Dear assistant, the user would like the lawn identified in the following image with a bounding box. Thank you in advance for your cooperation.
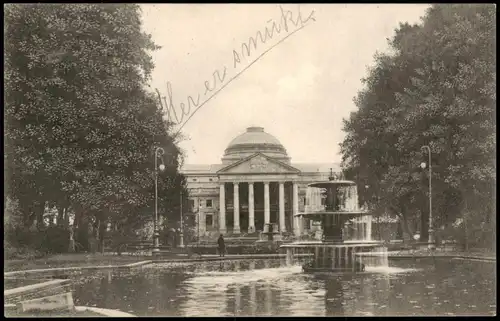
[4,253,153,273]
[388,249,496,259]
[4,277,47,290]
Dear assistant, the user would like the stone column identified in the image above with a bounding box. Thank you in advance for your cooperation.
[292,182,300,236]
[199,209,206,236]
[264,182,270,225]
[248,182,255,233]
[367,215,372,241]
[233,182,240,234]
[219,183,226,234]
[279,182,286,232]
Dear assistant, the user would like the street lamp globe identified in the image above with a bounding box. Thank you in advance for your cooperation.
[159,164,166,171]
[420,162,427,169]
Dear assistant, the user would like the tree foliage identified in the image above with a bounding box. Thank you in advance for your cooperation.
[341,4,495,249]
[4,4,188,254]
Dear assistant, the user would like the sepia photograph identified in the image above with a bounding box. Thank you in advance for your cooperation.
[4,3,496,317]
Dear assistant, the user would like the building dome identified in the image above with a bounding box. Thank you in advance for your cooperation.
[222,127,290,164]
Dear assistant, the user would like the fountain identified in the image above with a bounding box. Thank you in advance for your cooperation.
[280,171,387,273]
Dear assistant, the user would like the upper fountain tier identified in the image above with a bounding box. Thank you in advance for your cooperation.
[298,177,369,219]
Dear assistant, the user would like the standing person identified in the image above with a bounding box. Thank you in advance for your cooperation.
[217,234,226,257]
[176,228,181,247]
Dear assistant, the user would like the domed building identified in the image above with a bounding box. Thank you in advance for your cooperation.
[180,126,341,239]
[221,126,290,165]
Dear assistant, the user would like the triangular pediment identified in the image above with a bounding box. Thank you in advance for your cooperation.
[217,153,300,174]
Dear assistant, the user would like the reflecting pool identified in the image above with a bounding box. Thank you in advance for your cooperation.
[73,258,496,316]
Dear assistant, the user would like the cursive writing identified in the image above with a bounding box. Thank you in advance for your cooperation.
[156,5,316,133]
[232,5,316,68]
[156,68,227,125]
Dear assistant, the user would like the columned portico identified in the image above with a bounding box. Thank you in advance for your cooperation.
[217,177,300,235]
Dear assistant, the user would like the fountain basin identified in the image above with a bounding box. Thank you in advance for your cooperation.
[281,242,386,273]
[309,180,357,187]
[280,241,383,248]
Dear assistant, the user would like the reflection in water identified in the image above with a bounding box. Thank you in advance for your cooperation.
[181,264,303,316]
[264,280,271,314]
[250,280,257,314]
[72,259,496,317]
[325,277,344,316]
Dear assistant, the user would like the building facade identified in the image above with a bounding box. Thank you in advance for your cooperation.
[180,126,341,239]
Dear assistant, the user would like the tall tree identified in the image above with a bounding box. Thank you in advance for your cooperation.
[341,4,495,248]
[5,4,188,254]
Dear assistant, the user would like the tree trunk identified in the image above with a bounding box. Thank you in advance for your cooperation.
[74,208,89,252]
[88,220,96,254]
[91,217,103,254]
[65,207,75,253]
[35,201,46,230]
[22,202,33,228]
[68,225,75,253]
[375,215,382,241]
[463,198,469,251]
[57,206,64,226]
[25,202,39,230]
[49,210,56,226]
[489,207,495,252]
[98,219,106,254]
[420,208,429,243]
[397,212,414,244]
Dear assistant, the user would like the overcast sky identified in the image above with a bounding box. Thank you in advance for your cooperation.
[140,4,430,165]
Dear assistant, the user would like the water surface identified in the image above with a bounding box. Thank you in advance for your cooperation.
[73,258,496,316]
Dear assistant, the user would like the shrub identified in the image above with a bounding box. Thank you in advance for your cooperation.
[4,240,44,260]
[43,226,70,254]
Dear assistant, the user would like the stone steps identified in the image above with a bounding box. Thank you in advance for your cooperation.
[4,279,73,305]
[16,292,75,314]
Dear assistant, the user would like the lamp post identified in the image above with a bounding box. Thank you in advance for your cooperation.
[197,202,203,245]
[153,147,165,257]
[420,145,435,250]
[179,190,184,248]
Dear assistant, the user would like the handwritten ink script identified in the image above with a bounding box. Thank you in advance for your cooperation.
[155,5,316,132]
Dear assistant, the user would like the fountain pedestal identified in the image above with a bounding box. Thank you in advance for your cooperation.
[257,223,281,242]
